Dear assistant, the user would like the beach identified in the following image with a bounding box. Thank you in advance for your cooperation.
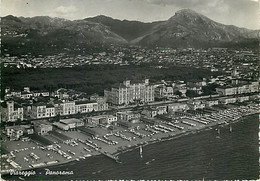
[1,103,259,178]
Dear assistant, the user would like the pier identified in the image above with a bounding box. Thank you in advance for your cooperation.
[99,150,120,162]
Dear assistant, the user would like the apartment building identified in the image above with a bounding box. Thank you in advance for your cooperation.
[216,81,259,96]
[31,102,55,119]
[6,101,24,122]
[75,100,98,113]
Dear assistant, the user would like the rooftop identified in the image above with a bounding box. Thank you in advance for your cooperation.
[75,100,96,105]
[60,118,82,124]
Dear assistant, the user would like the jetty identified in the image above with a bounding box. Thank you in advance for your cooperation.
[99,150,120,162]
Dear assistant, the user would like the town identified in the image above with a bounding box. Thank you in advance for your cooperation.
[3,47,259,78]
[1,51,259,174]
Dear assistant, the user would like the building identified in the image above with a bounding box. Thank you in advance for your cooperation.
[6,87,49,100]
[87,115,117,125]
[202,99,219,108]
[75,100,98,113]
[53,122,70,131]
[20,91,33,99]
[33,120,53,135]
[155,105,167,115]
[249,81,259,93]
[116,111,140,122]
[167,103,188,113]
[90,94,109,111]
[5,126,24,141]
[216,86,237,96]
[5,125,34,140]
[31,102,46,119]
[104,79,154,105]
[219,97,237,104]
[142,107,158,118]
[59,118,84,129]
[216,81,259,96]
[237,96,250,102]
[31,102,55,119]
[154,85,174,99]
[186,85,203,95]
[6,101,24,122]
[61,101,76,115]
[187,100,206,110]
[46,104,55,117]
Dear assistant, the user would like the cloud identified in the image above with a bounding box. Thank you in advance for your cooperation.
[48,5,77,19]
[53,5,77,14]
[139,0,216,7]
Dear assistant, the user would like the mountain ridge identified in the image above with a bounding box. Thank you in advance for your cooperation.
[1,9,259,56]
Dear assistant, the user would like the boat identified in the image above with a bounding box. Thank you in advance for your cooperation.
[229,125,232,133]
[140,146,143,158]
[145,158,155,165]
[217,127,220,135]
[116,160,122,164]
[216,127,220,139]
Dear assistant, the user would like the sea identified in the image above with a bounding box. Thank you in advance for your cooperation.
[3,114,259,180]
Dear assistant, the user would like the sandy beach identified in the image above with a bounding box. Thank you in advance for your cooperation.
[1,103,258,175]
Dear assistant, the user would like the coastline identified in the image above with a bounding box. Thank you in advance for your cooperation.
[2,112,257,178]
[113,113,258,157]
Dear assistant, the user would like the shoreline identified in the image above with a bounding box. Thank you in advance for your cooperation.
[113,113,253,157]
[2,112,258,177]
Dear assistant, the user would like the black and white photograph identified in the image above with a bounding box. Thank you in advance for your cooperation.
[0,0,259,180]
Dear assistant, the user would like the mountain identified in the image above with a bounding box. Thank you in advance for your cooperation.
[132,9,259,48]
[1,9,259,56]
[1,15,128,56]
[85,15,161,41]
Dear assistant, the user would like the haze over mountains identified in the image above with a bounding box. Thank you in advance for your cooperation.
[2,9,259,55]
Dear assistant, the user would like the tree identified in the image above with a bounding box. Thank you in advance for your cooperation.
[175,90,182,97]
[186,90,198,98]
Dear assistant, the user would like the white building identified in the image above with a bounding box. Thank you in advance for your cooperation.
[60,118,84,129]
[87,115,117,125]
[116,111,140,122]
[6,101,23,122]
[167,103,188,113]
[31,103,55,119]
[104,79,154,105]
[75,101,98,113]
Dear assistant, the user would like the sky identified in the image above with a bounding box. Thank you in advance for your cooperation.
[1,0,259,29]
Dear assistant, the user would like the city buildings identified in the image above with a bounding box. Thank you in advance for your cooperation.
[5,125,34,140]
[216,81,259,96]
